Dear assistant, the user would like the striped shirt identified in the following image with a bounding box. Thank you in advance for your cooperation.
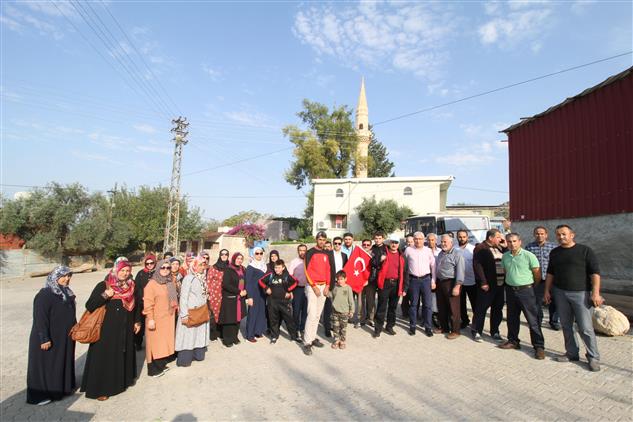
[525,241,556,281]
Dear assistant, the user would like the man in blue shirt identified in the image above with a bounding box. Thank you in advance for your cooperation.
[526,226,560,330]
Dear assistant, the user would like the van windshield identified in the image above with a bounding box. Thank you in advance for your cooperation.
[443,217,489,231]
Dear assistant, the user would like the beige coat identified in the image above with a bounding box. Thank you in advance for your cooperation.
[143,280,175,362]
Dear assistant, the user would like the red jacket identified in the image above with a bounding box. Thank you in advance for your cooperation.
[377,251,406,295]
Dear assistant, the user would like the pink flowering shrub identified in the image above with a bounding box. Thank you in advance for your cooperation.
[227,223,266,246]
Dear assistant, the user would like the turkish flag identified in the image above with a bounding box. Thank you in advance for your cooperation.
[343,247,371,294]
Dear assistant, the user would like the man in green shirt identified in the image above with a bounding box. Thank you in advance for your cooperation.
[499,233,545,360]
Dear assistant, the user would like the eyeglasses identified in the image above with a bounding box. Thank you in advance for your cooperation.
[254,252,263,255]
[333,242,342,245]
[362,243,371,247]
[159,266,171,270]
[203,256,210,260]
[146,261,155,265]
[220,252,229,256]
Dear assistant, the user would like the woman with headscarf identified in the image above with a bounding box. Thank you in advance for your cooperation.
[266,250,280,273]
[143,259,178,377]
[26,266,76,405]
[218,252,247,347]
[180,252,195,277]
[244,247,268,342]
[175,256,210,366]
[134,254,156,350]
[207,249,229,341]
[81,259,141,401]
[170,257,184,297]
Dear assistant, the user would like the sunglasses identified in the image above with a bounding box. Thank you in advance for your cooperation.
[254,252,263,255]
[333,242,342,245]
[146,261,155,265]
[159,266,171,270]
[220,253,229,256]
[203,256,210,260]
[362,243,371,247]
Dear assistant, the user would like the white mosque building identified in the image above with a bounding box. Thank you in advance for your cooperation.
[312,78,454,237]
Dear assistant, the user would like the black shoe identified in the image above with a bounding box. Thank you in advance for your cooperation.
[549,322,561,331]
[270,338,278,344]
[234,338,241,345]
[312,339,324,348]
[385,327,396,336]
[425,328,433,337]
[224,343,234,348]
[293,337,303,343]
[360,322,366,327]
[408,328,416,336]
[432,314,440,328]
[373,330,381,338]
[367,320,375,327]
[302,344,313,356]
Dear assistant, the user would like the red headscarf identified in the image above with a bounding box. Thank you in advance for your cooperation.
[143,254,157,273]
[107,259,136,312]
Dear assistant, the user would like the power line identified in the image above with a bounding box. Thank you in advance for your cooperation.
[373,51,633,126]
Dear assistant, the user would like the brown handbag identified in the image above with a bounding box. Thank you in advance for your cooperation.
[69,305,106,344]
[185,303,210,327]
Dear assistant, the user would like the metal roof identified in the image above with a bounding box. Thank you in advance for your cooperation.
[501,66,632,133]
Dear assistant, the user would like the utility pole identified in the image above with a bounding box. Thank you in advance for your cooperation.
[163,117,189,253]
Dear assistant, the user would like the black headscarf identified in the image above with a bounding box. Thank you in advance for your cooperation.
[267,249,280,272]
[214,249,230,271]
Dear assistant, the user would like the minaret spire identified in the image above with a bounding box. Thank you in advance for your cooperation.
[355,77,370,178]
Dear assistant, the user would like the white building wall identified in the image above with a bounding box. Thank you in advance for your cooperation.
[312,176,453,237]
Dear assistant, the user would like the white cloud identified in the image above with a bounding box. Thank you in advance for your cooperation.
[3,4,65,40]
[133,124,157,134]
[223,110,276,129]
[293,3,456,79]
[202,64,222,81]
[478,1,554,51]
[0,15,23,33]
[434,141,498,166]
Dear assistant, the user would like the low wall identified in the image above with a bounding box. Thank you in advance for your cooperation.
[513,213,633,295]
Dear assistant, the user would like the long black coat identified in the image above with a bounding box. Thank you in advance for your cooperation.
[218,267,246,325]
[80,281,141,399]
[27,289,77,404]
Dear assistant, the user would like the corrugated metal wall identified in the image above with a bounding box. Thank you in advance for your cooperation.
[508,72,633,221]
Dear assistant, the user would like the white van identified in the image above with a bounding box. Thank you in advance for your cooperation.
[405,214,491,244]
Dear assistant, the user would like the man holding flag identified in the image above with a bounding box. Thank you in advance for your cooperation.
[373,237,407,338]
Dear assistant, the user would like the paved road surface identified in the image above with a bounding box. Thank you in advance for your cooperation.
[2,271,631,421]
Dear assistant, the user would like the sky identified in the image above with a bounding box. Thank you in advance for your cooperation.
[2,0,631,222]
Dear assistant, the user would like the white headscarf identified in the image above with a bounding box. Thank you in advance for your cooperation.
[249,247,267,272]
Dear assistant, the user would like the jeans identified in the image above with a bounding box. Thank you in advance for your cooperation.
[505,285,544,349]
[292,286,308,332]
[552,286,600,360]
[534,282,559,326]
[407,275,432,330]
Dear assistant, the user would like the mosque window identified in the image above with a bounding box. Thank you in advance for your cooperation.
[359,123,364,130]
[404,187,413,196]
[336,188,344,198]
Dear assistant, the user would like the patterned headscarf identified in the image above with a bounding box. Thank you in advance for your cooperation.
[45,265,75,301]
[152,258,179,309]
[249,247,267,272]
[189,255,208,276]
[107,258,135,312]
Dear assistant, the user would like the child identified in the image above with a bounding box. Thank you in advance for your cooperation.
[259,260,301,344]
[329,270,354,349]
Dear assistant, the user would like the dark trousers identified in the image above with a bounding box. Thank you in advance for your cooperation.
[177,347,207,367]
[534,282,559,326]
[292,286,308,332]
[134,319,145,349]
[221,323,240,346]
[408,275,432,330]
[147,356,170,376]
[375,279,399,331]
[362,282,376,323]
[209,313,220,341]
[268,299,298,339]
[505,285,545,349]
[436,279,461,333]
[460,284,478,327]
[322,297,333,334]
[472,283,505,335]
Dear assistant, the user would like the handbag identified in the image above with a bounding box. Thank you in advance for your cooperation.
[69,305,106,344]
[185,303,210,327]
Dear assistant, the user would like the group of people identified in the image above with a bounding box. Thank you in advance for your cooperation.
[26,223,603,406]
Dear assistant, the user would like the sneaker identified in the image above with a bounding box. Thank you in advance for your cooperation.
[302,344,313,356]
[385,327,396,336]
[37,399,52,406]
[270,338,278,344]
[498,341,520,350]
[163,366,170,373]
[472,331,483,343]
[367,320,375,327]
[554,355,579,362]
[151,371,165,378]
[446,332,460,340]
[354,322,360,329]
[491,332,503,342]
[535,348,545,360]
[311,339,324,348]
[425,328,433,337]
[588,359,601,372]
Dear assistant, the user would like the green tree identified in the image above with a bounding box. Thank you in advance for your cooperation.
[222,210,267,227]
[367,129,395,177]
[355,196,413,237]
[284,100,358,189]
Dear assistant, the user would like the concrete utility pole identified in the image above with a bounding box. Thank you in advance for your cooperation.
[163,117,189,253]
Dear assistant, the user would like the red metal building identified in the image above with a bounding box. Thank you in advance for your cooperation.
[502,67,633,222]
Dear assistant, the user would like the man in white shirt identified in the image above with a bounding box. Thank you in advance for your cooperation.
[456,230,476,329]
